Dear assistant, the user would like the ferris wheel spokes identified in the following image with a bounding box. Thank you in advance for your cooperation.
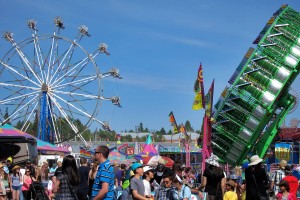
[0,60,41,88]
[50,42,110,89]
[3,33,43,85]
[21,101,38,131]
[47,93,90,147]
[0,82,39,91]
[49,24,92,87]
[27,20,47,83]
[0,90,39,104]
[4,94,39,124]
[48,41,77,85]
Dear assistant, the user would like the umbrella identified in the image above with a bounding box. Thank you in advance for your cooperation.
[108,149,136,165]
[142,155,174,168]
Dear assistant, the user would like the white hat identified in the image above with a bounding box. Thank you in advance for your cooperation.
[205,153,220,167]
[175,174,183,183]
[143,165,154,173]
[248,155,263,166]
[279,160,287,169]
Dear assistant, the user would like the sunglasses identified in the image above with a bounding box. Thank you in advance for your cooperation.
[163,181,170,184]
[26,171,30,172]
[94,151,103,155]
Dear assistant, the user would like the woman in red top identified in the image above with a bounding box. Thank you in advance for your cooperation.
[21,169,34,200]
[282,165,298,200]
[276,180,296,200]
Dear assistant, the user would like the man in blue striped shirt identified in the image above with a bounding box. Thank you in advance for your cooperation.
[91,145,115,200]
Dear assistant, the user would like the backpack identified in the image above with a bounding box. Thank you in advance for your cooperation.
[119,169,133,200]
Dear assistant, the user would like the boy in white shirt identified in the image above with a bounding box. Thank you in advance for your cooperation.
[142,166,155,199]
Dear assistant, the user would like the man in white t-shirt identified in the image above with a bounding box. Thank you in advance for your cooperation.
[142,166,155,199]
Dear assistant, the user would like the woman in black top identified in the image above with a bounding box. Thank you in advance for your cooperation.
[200,153,226,200]
[245,155,269,200]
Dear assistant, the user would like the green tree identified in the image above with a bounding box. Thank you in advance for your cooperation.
[140,135,148,142]
[135,136,140,142]
[159,127,166,135]
[185,120,194,132]
[15,121,23,130]
[153,131,164,142]
[2,107,11,125]
[27,110,38,137]
[121,135,133,142]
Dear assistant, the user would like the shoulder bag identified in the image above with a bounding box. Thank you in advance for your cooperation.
[252,174,268,200]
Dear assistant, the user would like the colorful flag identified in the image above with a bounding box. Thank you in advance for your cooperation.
[169,111,179,133]
[192,64,205,110]
[146,135,152,145]
[205,79,215,117]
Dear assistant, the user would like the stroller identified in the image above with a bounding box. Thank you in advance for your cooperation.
[30,181,49,200]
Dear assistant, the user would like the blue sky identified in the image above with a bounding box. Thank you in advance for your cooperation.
[1,1,300,133]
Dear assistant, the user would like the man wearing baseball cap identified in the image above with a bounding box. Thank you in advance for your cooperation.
[142,166,155,199]
[130,163,152,200]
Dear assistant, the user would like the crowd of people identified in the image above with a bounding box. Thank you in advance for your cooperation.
[0,146,299,200]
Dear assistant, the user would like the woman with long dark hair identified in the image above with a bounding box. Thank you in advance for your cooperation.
[200,153,226,200]
[53,155,79,200]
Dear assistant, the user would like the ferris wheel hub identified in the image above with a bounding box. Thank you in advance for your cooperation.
[41,83,48,92]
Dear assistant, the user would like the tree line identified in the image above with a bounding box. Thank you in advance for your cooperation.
[2,108,200,143]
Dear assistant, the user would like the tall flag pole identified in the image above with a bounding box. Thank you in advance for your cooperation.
[192,63,205,110]
[205,79,215,118]
[202,79,215,171]
[205,79,214,154]
[169,111,179,143]
[179,124,191,167]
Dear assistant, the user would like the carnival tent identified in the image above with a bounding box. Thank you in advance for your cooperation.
[36,138,69,154]
[108,149,136,165]
[0,124,69,154]
[0,124,35,139]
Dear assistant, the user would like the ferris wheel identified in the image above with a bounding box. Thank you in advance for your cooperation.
[0,17,121,147]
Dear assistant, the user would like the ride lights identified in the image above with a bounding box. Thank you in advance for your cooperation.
[269,79,283,93]
[291,45,300,57]
[277,66,290,79]
[252,105,266,120]
[285,54,298,67]
[262,91,275,104]
[245,116,259,131]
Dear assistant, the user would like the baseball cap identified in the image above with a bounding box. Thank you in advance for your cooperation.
[131,163,143,171]
[7,157,12,163]
[143,165,155,173]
